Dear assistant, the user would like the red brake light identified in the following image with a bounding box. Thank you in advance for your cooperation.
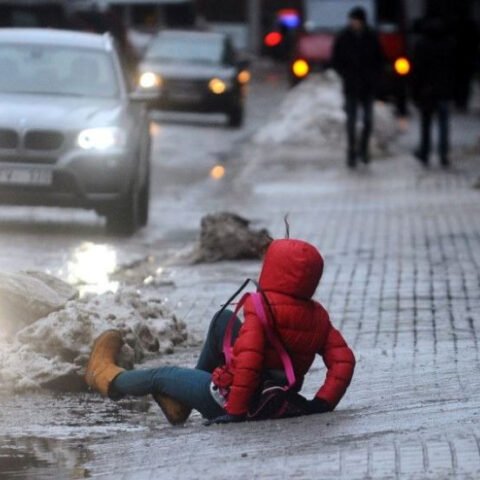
[264,32,283,48]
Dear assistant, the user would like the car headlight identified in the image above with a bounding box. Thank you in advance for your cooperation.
[77,127,125,151]
[139,71,162,89]
[237,70,251,85]
[209,78,229,94]
[394,57,411,76]
[292,59,310,78]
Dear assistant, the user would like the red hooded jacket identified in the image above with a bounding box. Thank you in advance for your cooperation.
[216,239,355,416]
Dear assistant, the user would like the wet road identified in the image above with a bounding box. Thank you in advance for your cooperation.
[0,63,288,478]
[3,66,480,479]
[0,62,287,294]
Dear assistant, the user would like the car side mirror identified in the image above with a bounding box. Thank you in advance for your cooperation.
[129,90,159,103]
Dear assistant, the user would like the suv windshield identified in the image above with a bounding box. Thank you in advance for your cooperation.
[145,35,224,64]
[0,45,120,98]
[305,0,374,30]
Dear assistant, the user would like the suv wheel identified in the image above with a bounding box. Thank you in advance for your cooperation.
[227,102,244,128]
[138,176,150,227]
[106,182,139,236]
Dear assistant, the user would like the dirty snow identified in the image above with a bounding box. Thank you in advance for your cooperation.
[254,72,398,155]
[190,212,272,263]
[0,273,188,393]
[0,271,77,338]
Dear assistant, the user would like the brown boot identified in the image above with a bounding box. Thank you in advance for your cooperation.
[85,330,125,397]
[152,393,191,425]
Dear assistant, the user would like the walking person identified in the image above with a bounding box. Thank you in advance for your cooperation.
[84,238,355,425]
[411,18,455,167]
[332,7,384,168]
[452,15,479,112]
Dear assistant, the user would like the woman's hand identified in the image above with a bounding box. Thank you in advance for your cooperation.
[204,414,245,426]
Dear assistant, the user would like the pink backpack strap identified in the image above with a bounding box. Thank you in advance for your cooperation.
[251,293,297,389]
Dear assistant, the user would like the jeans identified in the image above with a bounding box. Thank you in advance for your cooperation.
[112,309,242,420]
[419,101,450,162]
[345,93,374,162]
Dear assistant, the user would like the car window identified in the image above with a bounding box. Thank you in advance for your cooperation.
[145,35,224,64]
[305,0,374,30]
[0,44,120,99]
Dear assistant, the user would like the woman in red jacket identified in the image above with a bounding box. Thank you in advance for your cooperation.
[85,239,356,425]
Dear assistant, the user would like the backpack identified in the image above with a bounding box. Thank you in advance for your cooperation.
[219,281,306,421]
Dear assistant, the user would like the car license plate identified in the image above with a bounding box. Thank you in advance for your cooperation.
[0,168,52,186]
[169,90,203,102]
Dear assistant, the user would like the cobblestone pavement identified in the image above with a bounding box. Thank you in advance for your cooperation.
[2,93,480,478]
[140,146,480,479]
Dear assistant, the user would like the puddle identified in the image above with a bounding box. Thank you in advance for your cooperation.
[66,242,119,296]
[0,437,92,479]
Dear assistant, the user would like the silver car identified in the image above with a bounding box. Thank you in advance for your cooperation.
[0,28,152,235]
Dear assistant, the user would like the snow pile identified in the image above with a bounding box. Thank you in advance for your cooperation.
[0,271,77,337]
[190,212,272,263]
[254,72,398,154]
[0,273,188,393]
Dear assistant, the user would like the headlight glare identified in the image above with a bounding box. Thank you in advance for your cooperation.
[139,71,162,89]
[394,57,411,76]
[292,59,310,78]
[209,78,227,94]
[77,127,125,151]
[237,70,251,85]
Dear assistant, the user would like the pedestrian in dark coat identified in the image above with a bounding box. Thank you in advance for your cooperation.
[452,16,479,111]
[411,18,455,167]
[332,6,384,167]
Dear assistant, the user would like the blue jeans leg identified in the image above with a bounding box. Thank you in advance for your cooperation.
[111,309,241,419]
[113,366,224,419]
[196,309,242,373]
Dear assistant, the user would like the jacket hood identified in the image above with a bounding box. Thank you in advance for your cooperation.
[258,239,324,299]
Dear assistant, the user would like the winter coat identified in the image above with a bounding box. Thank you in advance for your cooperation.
[332,26,384,97]
[411,19,456,108]
[213,239,356,416]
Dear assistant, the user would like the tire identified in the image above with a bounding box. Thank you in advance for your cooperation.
[138,175,150,227]
[106,183,139,236]
[227,102,244,128]
[138,135,151,228]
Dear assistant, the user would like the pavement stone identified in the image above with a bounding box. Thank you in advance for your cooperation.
[2,75,480,478]
[144,145,480,479]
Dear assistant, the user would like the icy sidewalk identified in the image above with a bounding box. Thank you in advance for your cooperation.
[143,145,480,479]
[3,74,480,477]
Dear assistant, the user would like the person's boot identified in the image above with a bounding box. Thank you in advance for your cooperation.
[85,330,125,398]
[413,149,429,166]
[347,150,356,169]
[152,394,192,425]
[440,156,450,168]
[359,148,370,164]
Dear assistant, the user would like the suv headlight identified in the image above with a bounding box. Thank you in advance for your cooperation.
[77,127,125,151]
[209,78,232,94]
[139,72,162,89]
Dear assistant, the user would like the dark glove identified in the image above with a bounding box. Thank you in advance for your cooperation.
[305,397,331,415]
[204,414,245,426]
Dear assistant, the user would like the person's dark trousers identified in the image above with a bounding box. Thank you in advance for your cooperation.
[345,93,374,166]
[112,309,242,419]
[418,101,450,165]
[454,72,472,111]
